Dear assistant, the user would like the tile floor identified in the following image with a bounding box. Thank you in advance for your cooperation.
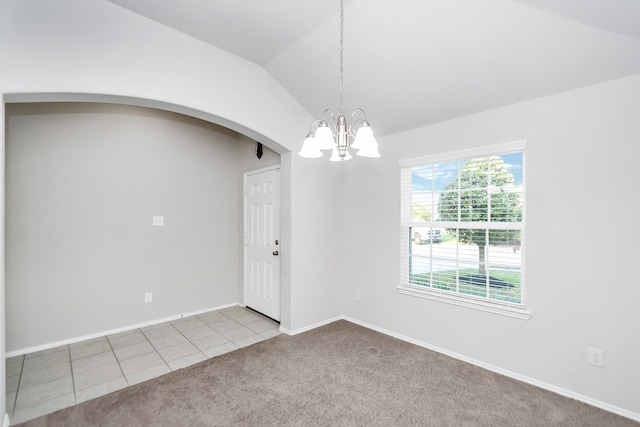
[5,306,280,425]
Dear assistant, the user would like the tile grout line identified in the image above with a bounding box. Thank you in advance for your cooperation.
[10,355,26,417]
[67,345,77,407]
[105,332,130,389]
[138,325,175,376]
[169,313,232,366]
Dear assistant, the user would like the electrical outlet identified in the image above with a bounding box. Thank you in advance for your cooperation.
[355,292,362,302]
[152,216,164,226]
[588,347,604,367]
[145,292,153,303]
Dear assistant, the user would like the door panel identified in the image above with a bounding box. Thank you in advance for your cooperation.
[244,167,280,321]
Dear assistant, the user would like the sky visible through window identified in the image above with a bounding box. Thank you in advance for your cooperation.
[412,152,523,192]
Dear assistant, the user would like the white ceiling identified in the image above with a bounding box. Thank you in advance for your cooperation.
[107,0,640,136]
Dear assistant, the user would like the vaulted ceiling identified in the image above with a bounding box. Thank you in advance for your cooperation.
[107,0,640,136]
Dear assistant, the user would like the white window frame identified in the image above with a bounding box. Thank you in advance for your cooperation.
[398,140,531,320]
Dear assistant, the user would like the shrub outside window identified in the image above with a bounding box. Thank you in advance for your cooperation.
[399,141,529,319]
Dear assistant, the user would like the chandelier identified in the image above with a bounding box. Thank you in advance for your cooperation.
[298,0,380,161]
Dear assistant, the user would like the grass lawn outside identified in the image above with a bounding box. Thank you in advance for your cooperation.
[410,267,521,304]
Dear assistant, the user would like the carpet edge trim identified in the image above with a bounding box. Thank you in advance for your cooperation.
[342,315,640,423]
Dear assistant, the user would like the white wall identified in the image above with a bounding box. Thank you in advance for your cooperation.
[4,103,281,352]
[341,73,640,418]
[288,159,344,331]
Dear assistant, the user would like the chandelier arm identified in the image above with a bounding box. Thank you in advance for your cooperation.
[322,108,336,124]
[307,119,324,133]
[350,108,368,121]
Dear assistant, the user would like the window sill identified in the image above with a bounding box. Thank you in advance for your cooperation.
[397,284,531,320]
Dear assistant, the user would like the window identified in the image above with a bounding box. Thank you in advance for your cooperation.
[399,141,529,319]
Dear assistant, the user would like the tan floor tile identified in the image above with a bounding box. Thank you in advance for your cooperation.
[6,391,17,413]
[141,324,178,339]
[125,364,171,386]
[196,310,228,325]
[171,316,206,332]
[70,340,112,360]
[167,352,206,371]
[233,312,265,326]
[20,361,72,389]
[6,356,25,377]
[220,326,254,341]
[107,328,140,340]
[119,352,166,376]
[23,350,70,372]
[246,318,279,333]
[158,342,200,363]
[70,336,108,348]
[260,328,281,339]
[219,306,248,319]
[76,377,128,403]
[233,334,265,348]
[71,351,117,375]
[181,325,218,341]
[189,333,230,352]
[114,341,155,361]
[203,342,239,359]
[73,362,123,391]
[108,331,148,350]
[209,319,241,333]
[11,393,75,425]
[6,374,21,393]
[15,376,74,409]
[147,333,189,350]
[24,346,68,360]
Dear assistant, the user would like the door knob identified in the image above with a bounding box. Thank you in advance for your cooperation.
[272,251,279,256]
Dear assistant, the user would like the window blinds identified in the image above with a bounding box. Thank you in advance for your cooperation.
[399,141,526,309]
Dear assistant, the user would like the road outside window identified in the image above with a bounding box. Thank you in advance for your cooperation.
[399,142,528,318]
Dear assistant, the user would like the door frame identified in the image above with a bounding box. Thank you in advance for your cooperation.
[242,164,281,321]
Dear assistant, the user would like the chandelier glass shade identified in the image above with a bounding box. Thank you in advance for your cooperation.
[298,0,379,162]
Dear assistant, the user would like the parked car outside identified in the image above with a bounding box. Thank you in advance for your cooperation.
[412,227,443,244]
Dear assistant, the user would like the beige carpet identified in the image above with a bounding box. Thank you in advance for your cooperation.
[16,320,638,426]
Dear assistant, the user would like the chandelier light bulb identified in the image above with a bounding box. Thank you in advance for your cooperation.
[298,132,323,158]
[351,121,375,150]
[314,121,335,150]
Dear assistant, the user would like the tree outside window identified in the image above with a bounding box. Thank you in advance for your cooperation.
[405,152,524,304]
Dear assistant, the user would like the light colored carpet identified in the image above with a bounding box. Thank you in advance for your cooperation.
[15,320,638,426]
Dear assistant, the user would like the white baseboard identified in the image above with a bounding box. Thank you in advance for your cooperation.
[342,315,640,424]
[5,302,240,358]
[279,315,343,336]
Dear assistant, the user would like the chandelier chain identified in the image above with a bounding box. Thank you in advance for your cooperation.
[339,0,344,112]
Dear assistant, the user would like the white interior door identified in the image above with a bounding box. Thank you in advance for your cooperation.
[244,166,280,321]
